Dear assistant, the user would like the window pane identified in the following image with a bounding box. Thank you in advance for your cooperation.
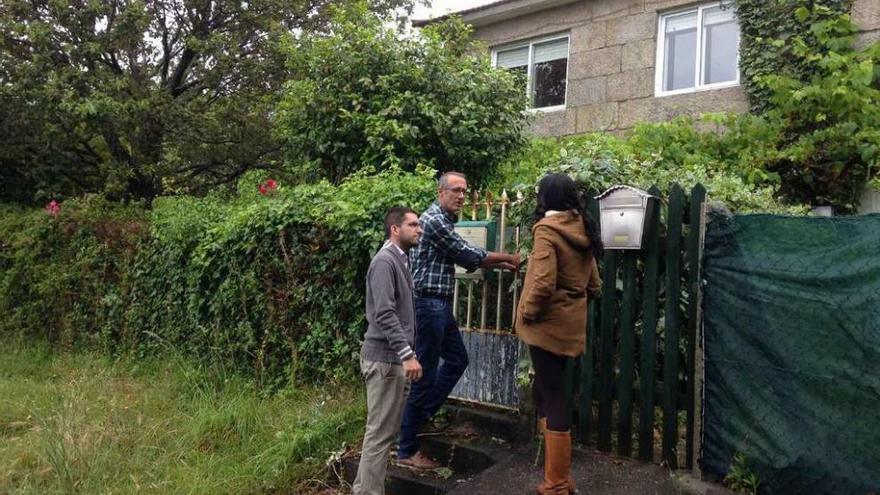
[531,38,568,108]
[702,7,739,85]
[663,12,697,92]
[532,57,567,108]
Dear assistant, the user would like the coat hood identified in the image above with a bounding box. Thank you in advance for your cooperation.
[534,210,592,250]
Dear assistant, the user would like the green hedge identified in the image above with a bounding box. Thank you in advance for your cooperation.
[1,116,810,387]
[1,167,435,385]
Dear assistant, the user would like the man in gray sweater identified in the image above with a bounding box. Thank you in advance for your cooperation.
[353,207,424,495]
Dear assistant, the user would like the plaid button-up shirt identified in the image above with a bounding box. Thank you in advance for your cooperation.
[411,202,487,298]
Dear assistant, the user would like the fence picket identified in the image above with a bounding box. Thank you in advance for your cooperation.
[578,197,601,445]
[597,250,618,452]
[685,183,707,469]
[638,188,662,462]
[662,184,684,468]
[617,252,637,457]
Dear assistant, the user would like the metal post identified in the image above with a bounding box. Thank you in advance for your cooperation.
[496,190,508,331]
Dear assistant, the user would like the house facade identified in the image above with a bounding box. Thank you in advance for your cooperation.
[415,0,880,137]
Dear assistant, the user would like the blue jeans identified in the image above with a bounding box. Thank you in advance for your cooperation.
[398,297,469,459]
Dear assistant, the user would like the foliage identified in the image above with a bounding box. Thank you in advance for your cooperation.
[757,5,880,210]
[724,453,761,494]
[0,344,366,494]
[501,115,807,235]
[0,196,149,350]
[275,6,528,186]
[733,0,852,113]
[0,0,414,203]
[0,168,436,384]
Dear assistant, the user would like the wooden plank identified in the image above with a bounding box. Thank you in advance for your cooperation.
[578,196,601,445]
[685,184,707,470]
[639,188,662,462]
[617,251,638,457]
[662,184,684,468]
[692,200,709,478]
[597,250,618,452]
[578,300,598,445]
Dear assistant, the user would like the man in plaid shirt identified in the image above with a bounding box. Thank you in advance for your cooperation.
[397,171,520,470]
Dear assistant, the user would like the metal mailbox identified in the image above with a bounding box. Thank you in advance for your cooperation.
[595,185,655,250]
[454,220,496,280]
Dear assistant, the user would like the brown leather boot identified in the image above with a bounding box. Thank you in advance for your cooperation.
[536,429,572,495]
[537,419,577,494]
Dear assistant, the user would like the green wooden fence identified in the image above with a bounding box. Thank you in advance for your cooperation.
[564,183,706,469]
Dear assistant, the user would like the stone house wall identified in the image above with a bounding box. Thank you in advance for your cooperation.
[466,0,880,137]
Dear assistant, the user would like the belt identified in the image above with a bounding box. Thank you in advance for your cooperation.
[414,290,453,300]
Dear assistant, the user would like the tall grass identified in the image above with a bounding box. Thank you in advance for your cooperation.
[0,344,366,494]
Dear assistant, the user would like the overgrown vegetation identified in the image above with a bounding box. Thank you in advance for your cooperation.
[495,114,808,218]
[0,0,416,203]
[734,0,853,112]
[1,167,435,384]
[276,7,527,186]
[724,453,761,494]
[0,344,364,494]
[734,0,879,210]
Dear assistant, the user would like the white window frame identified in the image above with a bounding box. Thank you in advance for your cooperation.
[491,33,571,113]
[654,2,740,97]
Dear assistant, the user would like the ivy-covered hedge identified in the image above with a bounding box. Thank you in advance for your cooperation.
[1,167,435,385]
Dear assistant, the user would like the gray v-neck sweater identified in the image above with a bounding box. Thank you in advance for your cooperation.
[361,244,416,364]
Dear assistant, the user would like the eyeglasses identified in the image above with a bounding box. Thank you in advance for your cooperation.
[443,187,468,196]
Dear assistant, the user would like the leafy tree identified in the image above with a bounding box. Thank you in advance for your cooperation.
[0,0,414,203]
[275,6,529,186]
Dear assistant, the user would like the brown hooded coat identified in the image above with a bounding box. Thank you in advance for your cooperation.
[515,210,602,357]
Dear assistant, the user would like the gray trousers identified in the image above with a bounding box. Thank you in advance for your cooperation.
[352,359,411,495]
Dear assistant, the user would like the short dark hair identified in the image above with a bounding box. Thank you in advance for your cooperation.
[384,206,417,238]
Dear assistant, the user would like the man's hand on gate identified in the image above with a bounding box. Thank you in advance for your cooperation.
[403,357,422,381]
[509,253,521,268]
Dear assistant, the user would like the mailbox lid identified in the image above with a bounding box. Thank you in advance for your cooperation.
[595,185,653,208]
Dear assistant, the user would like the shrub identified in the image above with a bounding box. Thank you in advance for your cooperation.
[275,6,528,186]
[1,167,436,385]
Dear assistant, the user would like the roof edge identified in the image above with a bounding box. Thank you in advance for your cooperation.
[412,0,580,28]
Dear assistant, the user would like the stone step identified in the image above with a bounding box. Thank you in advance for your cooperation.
[342,429,521,494]
[442,402,530,443]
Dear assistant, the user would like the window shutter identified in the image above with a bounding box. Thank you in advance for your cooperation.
[496,47,529,68]
[532,38,568,64]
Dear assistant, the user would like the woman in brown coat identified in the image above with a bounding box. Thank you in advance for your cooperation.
[516,173,602,495]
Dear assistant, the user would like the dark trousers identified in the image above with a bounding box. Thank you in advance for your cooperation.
[398,297,469,459]
[530,345,571,431]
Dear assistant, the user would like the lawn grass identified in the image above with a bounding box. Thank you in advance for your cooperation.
[0,344,366,494]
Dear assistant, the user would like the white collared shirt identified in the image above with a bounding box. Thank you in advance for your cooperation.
[383,239,409,269]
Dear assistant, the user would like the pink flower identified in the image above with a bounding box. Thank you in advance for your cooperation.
[265,179,277,190]
[45,200,61,216]
[258,183,268,196]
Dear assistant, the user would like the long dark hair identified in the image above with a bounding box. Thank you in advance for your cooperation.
[533,173,603,259]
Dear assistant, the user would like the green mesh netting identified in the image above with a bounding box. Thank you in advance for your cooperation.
[701,209,880,495]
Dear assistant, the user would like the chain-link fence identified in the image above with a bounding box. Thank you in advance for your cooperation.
[701,209,880,494]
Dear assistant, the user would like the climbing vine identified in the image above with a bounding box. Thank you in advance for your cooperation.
[733,0,853,112]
